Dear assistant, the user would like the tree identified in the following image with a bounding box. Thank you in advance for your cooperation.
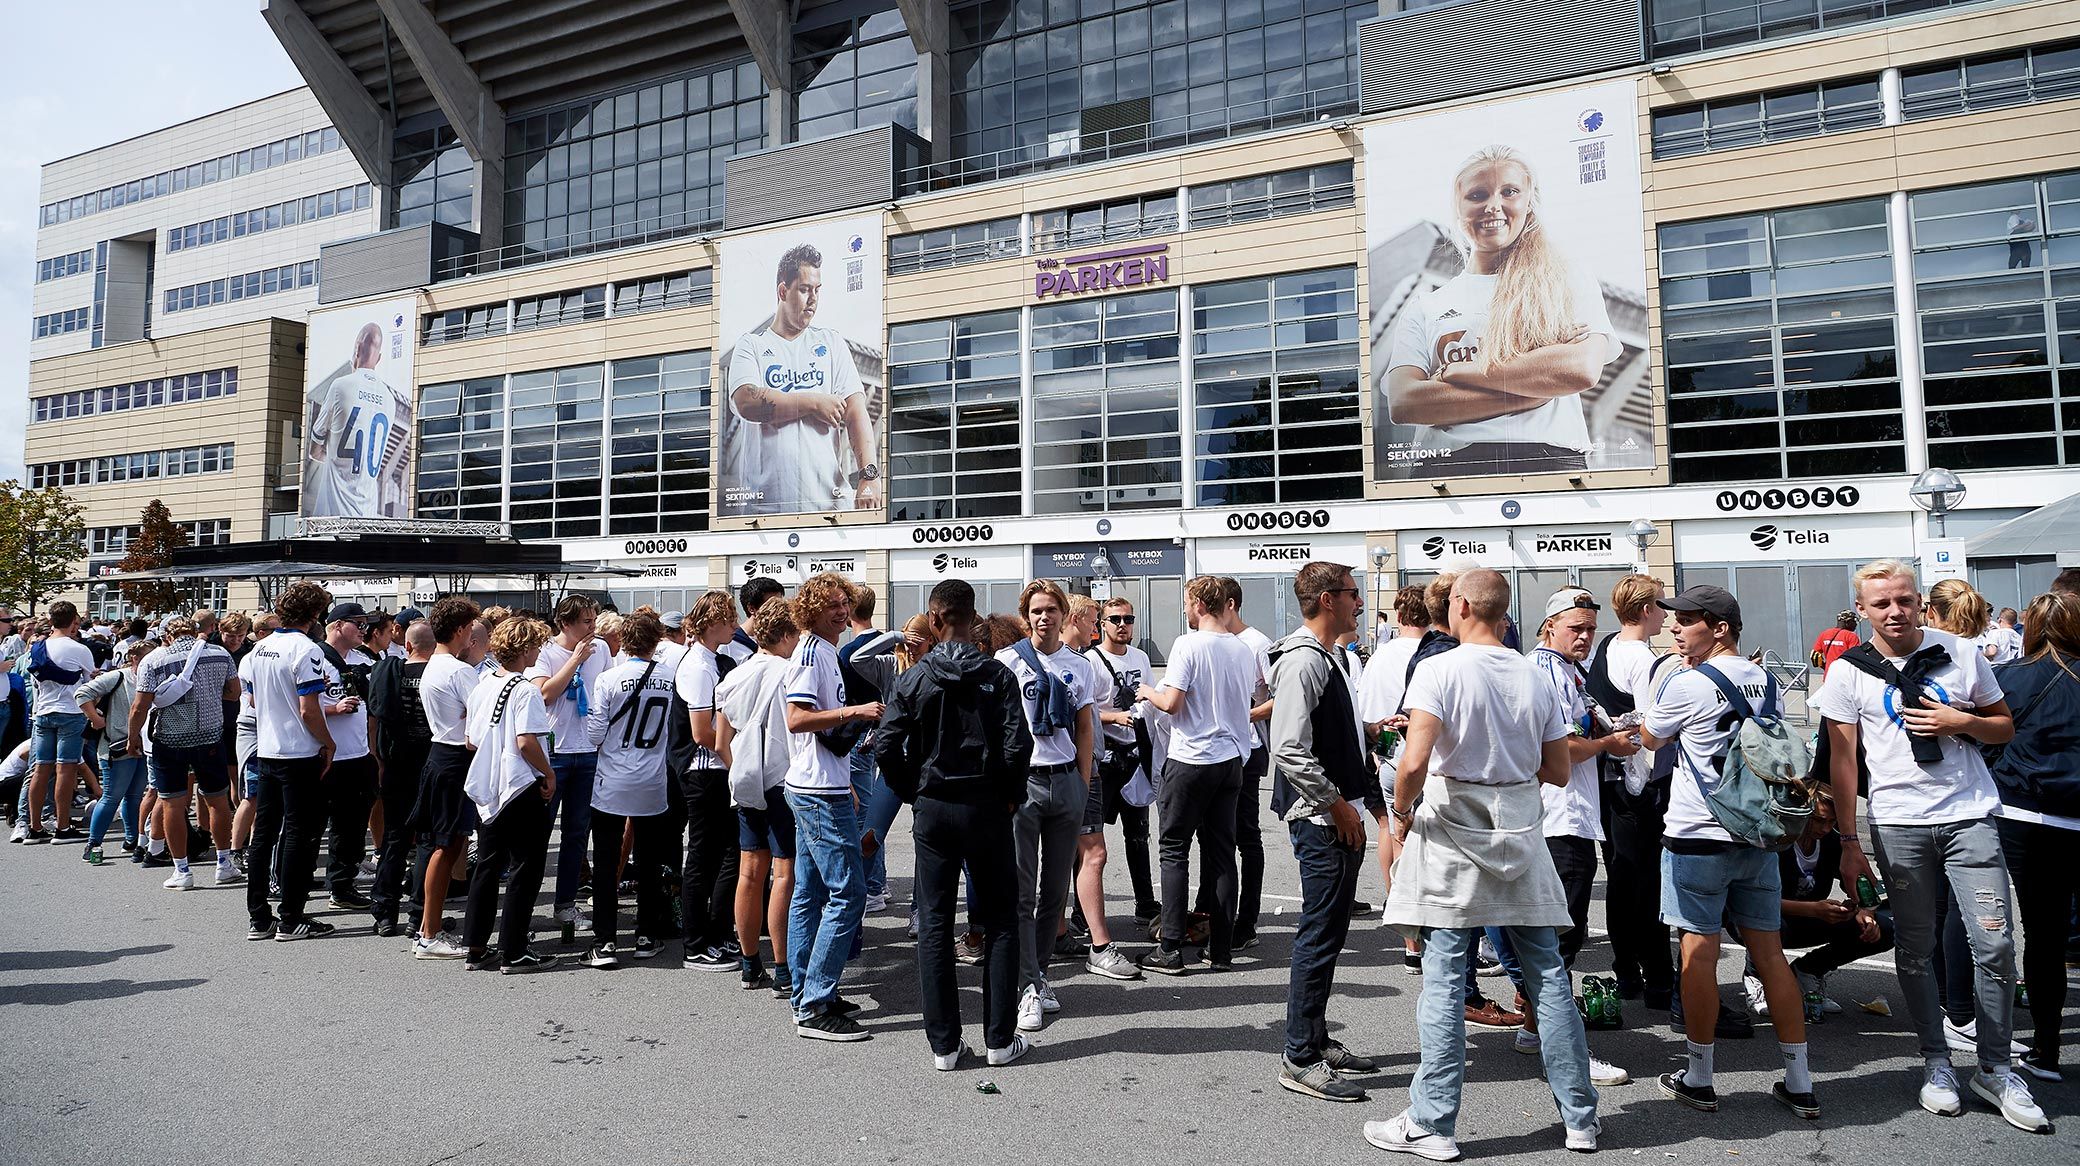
[117,499,192,616]
[0,480,87,616]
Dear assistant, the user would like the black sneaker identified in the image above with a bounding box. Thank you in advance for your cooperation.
[275,919,336,942]
[772,969,793,999]
[1234,932,1261,951]
[1772,1082,1820,1120]
[1052,932,1089,959]
[585,944,621,969]
[466,950,501,972]
[1670,995,1754,1039]
[21,831,52,845]
[501,950,559,975]
[826,997,862,1017]
[684,945,733,971]
[51,827,86,842]
[1348,899,1373,916]
[1322,1039,1379,1075]
[741,968,775,991]
[1134,904,1162,926]
[328,888,373,910]
[1140,947,1189,977]
[1658,1070,1719,1112]
[631,935,660,960]
[795,1010,871,1042]
[246,920,277,941]
[141,850,172,868]
[373,918,405,938]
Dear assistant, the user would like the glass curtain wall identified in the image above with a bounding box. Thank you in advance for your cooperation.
[795,7,919,141]
[885,310,1024,521]
[1030,288,1183,514]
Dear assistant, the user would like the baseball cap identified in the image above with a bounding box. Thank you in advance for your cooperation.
[397,606,425,624]
[1542,588,1600,622]
[661,610,686,628]
[326,601,369,625]
[1658,584,1742,628]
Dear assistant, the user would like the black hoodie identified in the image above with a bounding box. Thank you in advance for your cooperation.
[875,640,1033,807]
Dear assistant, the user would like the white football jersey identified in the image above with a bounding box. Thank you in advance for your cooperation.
[306,366,405,518]
[724,324,864,515]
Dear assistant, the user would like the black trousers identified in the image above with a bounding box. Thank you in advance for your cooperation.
[1547,834,1598,969]
[1998,817,2079,1061]
[1197,743,1268,938]
[248,755,325,928]
[323,755,378,894]
[1782,907,1895,975]
[464,785,550,959]
[1600,779,1673,992]
[677,766,740,951]
[1285,817,1362,1063]
[1159,757,1242,961]
[370,738,430,923]
[591,809,673,948]
[915,795,1019,1056]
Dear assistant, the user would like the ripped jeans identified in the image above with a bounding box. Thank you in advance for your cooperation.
[1871,816,2016,1070]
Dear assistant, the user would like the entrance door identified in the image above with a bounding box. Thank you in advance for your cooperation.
[1059,573,1185,666]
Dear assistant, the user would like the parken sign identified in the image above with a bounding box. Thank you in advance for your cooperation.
[1035,243,1170,299]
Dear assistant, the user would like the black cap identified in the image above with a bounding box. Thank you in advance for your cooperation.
[397,606,425,623]
[326,601,369,625]
[1657,584,1741,628]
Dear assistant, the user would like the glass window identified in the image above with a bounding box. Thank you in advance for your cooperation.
[1186,161,1353,229]
[1651,76,1884,159]
[1659,197,1904,483]
[1651,0,1977,59]
[1901,39,2080,122]
[1031,288,1182,513]
[607,351,714,534]
[886,310,1024,520]
[416,376,507,523]
[887,216,1022,275]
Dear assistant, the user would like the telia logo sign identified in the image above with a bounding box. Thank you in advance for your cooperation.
[1035,243,1170,299]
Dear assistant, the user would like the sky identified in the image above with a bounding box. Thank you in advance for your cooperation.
[0,1,306,483]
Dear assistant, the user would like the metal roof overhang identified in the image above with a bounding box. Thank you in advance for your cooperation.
[1965,493,2080,562]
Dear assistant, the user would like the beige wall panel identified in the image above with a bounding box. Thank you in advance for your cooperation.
[1015,156,1185,208]
[888,185,1026,234]
[1648,133,1904,222]
[1892,102,2080,190]
[888,257,1030,321]
[1176,213,1362,283]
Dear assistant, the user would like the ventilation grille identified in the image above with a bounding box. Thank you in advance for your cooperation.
[725,124,927,231]
[1359,1,1645,114]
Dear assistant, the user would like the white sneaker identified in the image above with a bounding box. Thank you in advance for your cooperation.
[1921,1060,1964,1116]
[1363,1112,1463,1161]
[863,892,890,913]
[1945,1017,2028,1059]
[1565,1119,1600,1153]
[214,862,245,886]
[1589,1056,1630,1087]
[1036,979,1061,1013]
[1017,986,1045,1032]
[8,822,25,844]
[1085,945,1143,981]
[554,904,591,932]
[1513,1028,1541,1054]
[162,869,194,891]
[1969,1067,2051,1132]
[413,931,467,960]
[933,1043,969,1072]
[1743,973,1771,1018]
[987,1033,1031,1066]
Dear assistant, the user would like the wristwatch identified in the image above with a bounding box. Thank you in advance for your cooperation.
[848,464,881,489]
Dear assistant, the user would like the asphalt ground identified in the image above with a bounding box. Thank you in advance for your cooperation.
[2,810,2075,1166]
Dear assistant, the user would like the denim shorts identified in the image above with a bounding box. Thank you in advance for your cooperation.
[148,741,231,797]
[1661,845,1782,935]
[736,785,797,859]
[31,712,87,765]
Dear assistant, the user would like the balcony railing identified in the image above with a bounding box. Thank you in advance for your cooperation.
[435,208,723,282]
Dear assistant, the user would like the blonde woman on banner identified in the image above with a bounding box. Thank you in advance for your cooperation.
[1384,145,1622,479]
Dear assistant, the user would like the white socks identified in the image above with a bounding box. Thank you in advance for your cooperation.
[1781,1041,1812,1093]
[1684,1041,1715,1088]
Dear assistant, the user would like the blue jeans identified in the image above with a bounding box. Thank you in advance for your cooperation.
[1410,925,1598,1137]
[786,789,866,1019]
[850,744,903,898]
[88,756,146,847]
[545,751,597,909]
[1466,926,1528,1001]
[1286,818,1362,1063]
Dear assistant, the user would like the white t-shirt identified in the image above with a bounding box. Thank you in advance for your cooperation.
[1236,625,1275,751]
[0,740,31,783]
[241,629,329,760]
[1814,627,2004,826]
[725,324,865,515]
[30,634,97,717]
[1603,636,1664,791]
[674,642,725,772]
[1087,643,1152,749]
[319,652,372,761]
[1385,267,1616,453]
[1532,647,1603,841]
[464,671,552,823]
[717,653,793,806]
[1358,633,1424,724]
[1991,625,2024,665]
[1159,630,1260,766]
[304,365,405,519]
[783,634,852,794]
[420,653,480,747]
[1402,644,1567,786]
[719,634,755,667]
[996,642,1098,769]
[1644,654,1771,843]
[526,637,609,755]
[585,656,677,817]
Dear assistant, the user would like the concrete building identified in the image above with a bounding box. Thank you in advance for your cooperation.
[27,0,2080,666]
[27,87,380,616]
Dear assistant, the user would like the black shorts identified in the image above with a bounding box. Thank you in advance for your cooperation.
[409,742,476,841]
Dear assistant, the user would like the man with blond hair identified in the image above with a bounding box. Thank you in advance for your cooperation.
[679,590,745,970]
[1062,594,1140,981]
[783,573,885,1041]
[1818,560,2041,1131]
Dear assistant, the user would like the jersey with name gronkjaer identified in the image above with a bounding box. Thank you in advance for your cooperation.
[306,367,405,518]
[726,324,863,513]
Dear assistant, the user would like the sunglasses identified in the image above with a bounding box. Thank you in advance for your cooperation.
[1321,587,1361,598]
[1104,615,1136,626]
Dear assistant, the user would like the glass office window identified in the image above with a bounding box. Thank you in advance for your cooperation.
[1030,288,1182,514]
[511,286,606,333]
[1650,0,1975,60]
[1658,197,1904,483]
[946,0,1371,170]
[422,302,508,346]
[608,352,713,535]
[39,125,343,228]
[1187,162,1355,230]
[1032,191,1177,252]
[887,216,1022,275]
[36,249,93,283]
[393,123,475,229]
[503,60,766,255]
[1900,40,2080,121]
[796,7,919,141]
[1650,79,1883,159]
[885,310,1023,521]
[1911,170,2080,470]
[610,269,713,315]
[1192,267,1362,506]
[508,364,605,540]
[416,376,506,523]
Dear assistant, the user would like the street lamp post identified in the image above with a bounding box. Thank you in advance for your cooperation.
[1909,467,1967,538]
[1628,518,1660,572]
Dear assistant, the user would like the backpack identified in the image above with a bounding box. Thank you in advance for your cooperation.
[1692,663,1814,851]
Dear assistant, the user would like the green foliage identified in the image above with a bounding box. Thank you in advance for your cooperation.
[0,480,87,615]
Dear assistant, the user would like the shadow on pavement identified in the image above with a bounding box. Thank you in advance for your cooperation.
[0,977,206,1006]
[0,944,175,972]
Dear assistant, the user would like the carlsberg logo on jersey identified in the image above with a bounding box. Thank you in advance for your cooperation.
[763,362,828,392]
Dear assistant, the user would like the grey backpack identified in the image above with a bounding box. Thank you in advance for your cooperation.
[1692,664,1814,851]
